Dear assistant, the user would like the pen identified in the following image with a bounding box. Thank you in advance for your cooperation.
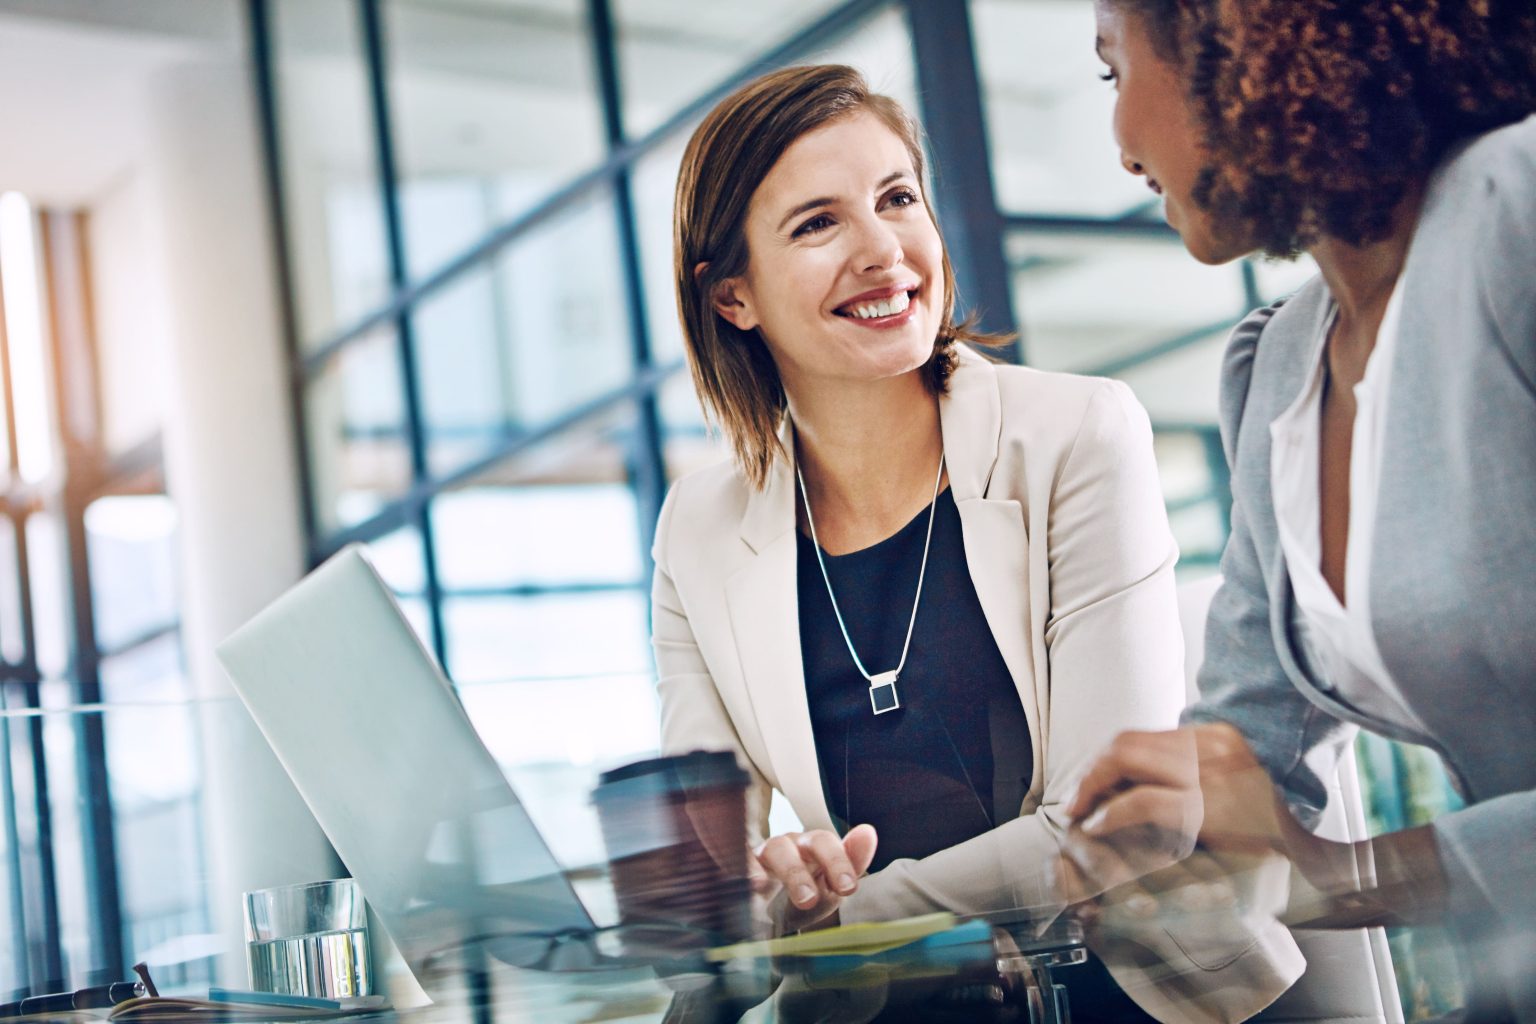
[1,981,145,1017]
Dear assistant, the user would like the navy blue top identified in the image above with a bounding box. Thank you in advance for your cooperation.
[796,488,1032,872]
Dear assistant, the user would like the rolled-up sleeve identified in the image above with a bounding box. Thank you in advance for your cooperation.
[1183,303,1353,827]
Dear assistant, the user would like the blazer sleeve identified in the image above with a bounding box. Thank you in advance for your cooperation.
[838,379,1185,921]
[1183,303,1354,827]
[650,483,774,847]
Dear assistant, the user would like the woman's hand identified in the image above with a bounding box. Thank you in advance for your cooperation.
[1061,721,1331,895]
[752,824,878,931]
[1056,725,1205,900]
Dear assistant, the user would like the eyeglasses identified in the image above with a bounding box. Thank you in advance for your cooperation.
[420,921,724,976]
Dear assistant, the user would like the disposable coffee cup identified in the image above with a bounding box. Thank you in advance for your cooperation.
[592,751,753,949]
[243,878,372,998]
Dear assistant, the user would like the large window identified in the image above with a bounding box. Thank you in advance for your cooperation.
[0,196,202,994]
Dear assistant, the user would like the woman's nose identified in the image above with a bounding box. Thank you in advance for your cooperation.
[852,216,903,272]
[1121,152,1145,176]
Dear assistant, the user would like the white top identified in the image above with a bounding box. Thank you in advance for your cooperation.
[1268,280,1426,733]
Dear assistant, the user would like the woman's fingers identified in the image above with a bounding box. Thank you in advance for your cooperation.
[842,823,878,877]
[796,830,858,895]
[752,825,880,915]
[745,845,774,896]
[1080,783,1201,856]
[755,827,865,908]
[1067,728,1198,820]
[755,834,825,908]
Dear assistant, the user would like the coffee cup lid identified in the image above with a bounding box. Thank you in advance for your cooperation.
[593,751,748,803]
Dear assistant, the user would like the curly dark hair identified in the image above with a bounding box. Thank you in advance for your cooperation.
[1110,0,1536,255]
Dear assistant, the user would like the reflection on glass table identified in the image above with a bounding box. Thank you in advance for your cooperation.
[5,691,1481,1024]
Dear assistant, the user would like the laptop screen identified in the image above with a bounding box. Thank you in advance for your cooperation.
[216,546,596,989]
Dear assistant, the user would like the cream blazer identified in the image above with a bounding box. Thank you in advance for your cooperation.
[651,346,1302,1023]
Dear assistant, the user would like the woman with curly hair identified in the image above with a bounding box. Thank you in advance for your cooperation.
[1069,0,1536,1018]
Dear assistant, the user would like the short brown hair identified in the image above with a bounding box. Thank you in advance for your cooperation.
[673,64,1001,489]
[1108,0,1536,254]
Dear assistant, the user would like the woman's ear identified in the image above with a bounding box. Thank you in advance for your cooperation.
[697,263,759,331]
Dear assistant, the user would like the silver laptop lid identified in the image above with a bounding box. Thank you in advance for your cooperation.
[215,545,595,987]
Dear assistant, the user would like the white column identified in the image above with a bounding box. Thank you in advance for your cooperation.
[141,53,339,984]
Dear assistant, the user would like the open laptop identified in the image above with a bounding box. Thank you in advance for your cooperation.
[216,545,625,992]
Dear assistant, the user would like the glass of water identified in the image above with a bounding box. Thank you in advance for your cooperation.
[243,878,372,998]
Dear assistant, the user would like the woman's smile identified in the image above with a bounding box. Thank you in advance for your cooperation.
[832,284,920,329]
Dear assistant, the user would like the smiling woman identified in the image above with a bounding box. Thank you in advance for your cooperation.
[673,66,998,490]
[649,64,1303,1023]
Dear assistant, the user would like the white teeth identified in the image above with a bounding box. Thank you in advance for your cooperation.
[846,290,911,320]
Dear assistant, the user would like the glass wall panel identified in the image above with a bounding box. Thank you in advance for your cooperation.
[0,717,19,998]
[85,497,178,654]
[98,647,210,989]
[444,590,650,685]
[411,190,632,478]
[1151,431,1220,512]
[659,370,731,484]
[433,478,641,593]
[460,671,659,875]
[272,0,391,349]
[801,5,917,111]
[443,388,657,892]
[1006,232,1243,376]
[614,0,841,138]
[384,0,607,280]
[1153,430,1227,570]
[431,404,647,685]
[3,689,51,993]
[631,133,690,366]
[305,325,413,534]
[972,0,1147,218]
[430,403,663,912]
[99,632,186,706]
[23,517,67,681]
[38,682,93,984]
[1116,329,1228,426]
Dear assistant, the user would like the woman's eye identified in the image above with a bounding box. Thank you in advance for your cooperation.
[793,213,834,238]
[888,188,920,208]
[1098,68,1118,84]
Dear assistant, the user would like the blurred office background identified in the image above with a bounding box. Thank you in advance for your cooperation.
[0,0,1463,1015]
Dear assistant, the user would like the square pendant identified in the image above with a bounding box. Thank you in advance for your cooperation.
[868,671,900,715]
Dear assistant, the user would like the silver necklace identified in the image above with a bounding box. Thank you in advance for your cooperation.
[797,450,945,716]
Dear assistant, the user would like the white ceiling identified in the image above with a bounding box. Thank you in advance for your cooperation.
[0,0,239,206]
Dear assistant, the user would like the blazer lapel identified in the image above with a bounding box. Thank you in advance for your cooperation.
[727,433,835,832]
[1266,542,1366,725]
[943,350,1042,766]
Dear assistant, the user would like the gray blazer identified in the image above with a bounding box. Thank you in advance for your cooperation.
[1189,113,1536,1017]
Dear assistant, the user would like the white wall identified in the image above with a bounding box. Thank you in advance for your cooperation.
[89,170,171,455]
[131,42,340,986]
